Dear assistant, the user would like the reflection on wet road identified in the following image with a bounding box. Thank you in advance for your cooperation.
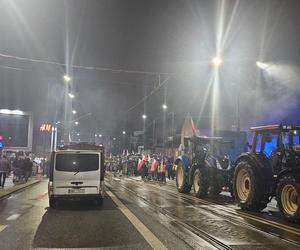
[107,174,300,250]
[0,177,300,249]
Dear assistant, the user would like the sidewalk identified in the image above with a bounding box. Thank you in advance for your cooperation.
[0,174,43,199]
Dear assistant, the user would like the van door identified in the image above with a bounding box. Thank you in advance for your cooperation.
[53,152,101,195]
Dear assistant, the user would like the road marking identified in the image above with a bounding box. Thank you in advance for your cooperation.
[106,190,167,250]
[6,214,20,221]
[0,225,7,232]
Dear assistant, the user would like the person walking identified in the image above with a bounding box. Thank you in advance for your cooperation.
[24,157,33,182]
[161,161,167,183]
[0,155,11,188]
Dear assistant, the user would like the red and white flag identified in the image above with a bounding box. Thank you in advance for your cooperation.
[181,113,200,146]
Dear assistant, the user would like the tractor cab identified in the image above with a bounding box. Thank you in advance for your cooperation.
[183,136,230,170]
[250,125,300,173]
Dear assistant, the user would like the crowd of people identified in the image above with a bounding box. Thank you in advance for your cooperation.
[0,152,48,188]
[106,153,176,183]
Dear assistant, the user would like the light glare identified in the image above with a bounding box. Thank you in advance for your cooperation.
[212,56,223,67]
[64,75,71,82]
[256,61,269,69]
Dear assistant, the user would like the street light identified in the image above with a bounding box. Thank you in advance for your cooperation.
[122,131,126,135]
[72,110,77,114]
[142,114,147,120]
[162,104,167,110]
[64,75,71,82]
[75,121,79,125]
[256,61,269,69]
[212,56,223,67]
[99,134,102,137]
[68,93,75,99]
[95,134,98,137]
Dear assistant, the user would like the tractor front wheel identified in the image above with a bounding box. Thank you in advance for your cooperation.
[176,161,191,193]
[193,168,208,198]
[233,161,268,212]
[277,175,300,222]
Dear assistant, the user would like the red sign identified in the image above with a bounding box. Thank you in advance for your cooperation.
[40,123,52,132]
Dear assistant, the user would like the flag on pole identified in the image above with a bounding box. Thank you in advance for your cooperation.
[137,158,143,171]
[180,113,200,148]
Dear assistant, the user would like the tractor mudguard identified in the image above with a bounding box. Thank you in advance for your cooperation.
[175,155,191,172]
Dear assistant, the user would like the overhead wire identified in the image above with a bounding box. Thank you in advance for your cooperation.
[0,52,170,76]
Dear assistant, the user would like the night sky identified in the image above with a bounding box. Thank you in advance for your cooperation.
[0,0,300,147]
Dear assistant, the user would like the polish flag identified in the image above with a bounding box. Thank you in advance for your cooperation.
[137,158,145,172]
[150,159,158,172]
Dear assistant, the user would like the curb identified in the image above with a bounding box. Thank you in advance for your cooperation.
[0,179,42,199]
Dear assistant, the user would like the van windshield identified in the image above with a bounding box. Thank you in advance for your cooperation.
[56,153,99,172]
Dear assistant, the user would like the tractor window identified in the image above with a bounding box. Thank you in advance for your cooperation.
[282,131,300,147]
[293,134,300,146]
[262,133,278,157]
[255,133,262,153]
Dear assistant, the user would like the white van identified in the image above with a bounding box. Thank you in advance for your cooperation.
[48,144,105,208]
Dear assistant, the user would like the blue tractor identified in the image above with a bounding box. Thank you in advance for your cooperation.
[175,136,234,197]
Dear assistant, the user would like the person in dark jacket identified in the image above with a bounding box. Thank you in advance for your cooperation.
[24,158,33,182]
[0,155,10,188]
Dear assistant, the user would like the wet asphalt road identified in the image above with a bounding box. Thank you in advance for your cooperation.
[0,176,300,250]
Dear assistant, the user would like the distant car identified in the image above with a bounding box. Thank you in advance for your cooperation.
[48,143,105,208]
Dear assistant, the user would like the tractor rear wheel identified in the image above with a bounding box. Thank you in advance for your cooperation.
[277,174,300,222]
[176,161,191,193]
[193,168,208,198]
[233,161,268,212]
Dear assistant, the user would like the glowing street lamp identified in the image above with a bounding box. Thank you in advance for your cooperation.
[74,121,79,125]
[142,114,147,120]
[122,131,126,135]
[64,75,71,82]
[68,93,75,99]
[256,61,269,69]
[212,56,223,67]
[162,104,167,110]
[72,110,77,114]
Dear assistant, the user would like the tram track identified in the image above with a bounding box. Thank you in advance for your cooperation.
[158,182,300,238]
[108,179,234,250]
[118,177,300,247]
